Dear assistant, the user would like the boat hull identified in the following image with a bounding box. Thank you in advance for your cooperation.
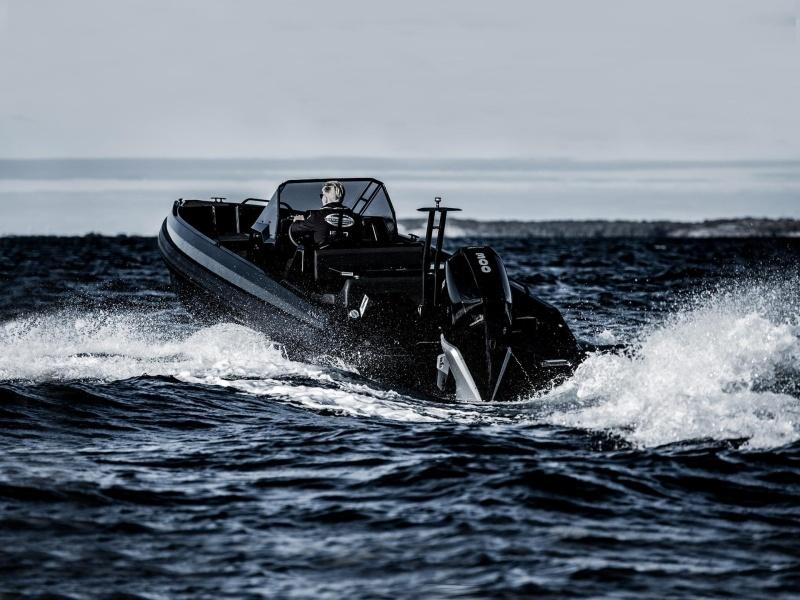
[158,214,336,354]
[158,214,446,396]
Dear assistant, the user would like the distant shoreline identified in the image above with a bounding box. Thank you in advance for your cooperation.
[398,217,800,238]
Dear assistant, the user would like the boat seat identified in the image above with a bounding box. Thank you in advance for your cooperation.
[217,233,251,257]
[313,245,423,281]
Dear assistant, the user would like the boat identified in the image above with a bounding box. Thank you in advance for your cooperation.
[158,178,588,401]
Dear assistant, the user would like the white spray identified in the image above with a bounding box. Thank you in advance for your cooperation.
[544,282,800,449]
[1,280,798,449]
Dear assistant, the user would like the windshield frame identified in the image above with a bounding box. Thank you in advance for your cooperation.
[273,178,396,222]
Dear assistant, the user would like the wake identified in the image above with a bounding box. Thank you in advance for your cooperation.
[0,310,481,423]
[1,279,798,449]
[542,281,800,449]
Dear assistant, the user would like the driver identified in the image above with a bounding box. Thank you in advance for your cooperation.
[290,180,360,246]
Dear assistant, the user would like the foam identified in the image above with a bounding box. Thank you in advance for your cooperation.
[0,311,314,382]
[2,280,799,449]
[0,310,479,424]
[188,377,485,423]
[541,283,800,449]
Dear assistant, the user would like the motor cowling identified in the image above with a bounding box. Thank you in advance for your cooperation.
[440,247,515,401]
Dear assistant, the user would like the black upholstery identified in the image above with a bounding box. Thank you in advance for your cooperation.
[314,245,423,281]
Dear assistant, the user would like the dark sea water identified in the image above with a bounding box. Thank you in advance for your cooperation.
[1,236,799,599]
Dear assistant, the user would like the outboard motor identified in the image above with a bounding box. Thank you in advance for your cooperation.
[418,197,582,401]
[438,247,516,401]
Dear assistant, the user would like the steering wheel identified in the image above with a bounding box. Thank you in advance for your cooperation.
[287,218,300,248]
[286,210,310,248]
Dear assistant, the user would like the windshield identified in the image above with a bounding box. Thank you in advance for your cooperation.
[275,179,397,235]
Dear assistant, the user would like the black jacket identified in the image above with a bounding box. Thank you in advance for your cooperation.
[289,203,361,246]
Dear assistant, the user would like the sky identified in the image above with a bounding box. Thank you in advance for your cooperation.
[1,0,799,161]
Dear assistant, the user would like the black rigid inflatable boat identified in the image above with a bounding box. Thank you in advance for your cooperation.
[158,178,587,401]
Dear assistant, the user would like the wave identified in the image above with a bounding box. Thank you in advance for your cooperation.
[0,311,298,382]
[1,280,798,449]
[0,310,483,423]
[541,281,800,449]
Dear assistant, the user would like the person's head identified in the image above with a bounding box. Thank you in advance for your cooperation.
[320,181,345,206]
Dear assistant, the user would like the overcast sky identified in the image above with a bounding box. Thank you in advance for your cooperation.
[1,0,799,160]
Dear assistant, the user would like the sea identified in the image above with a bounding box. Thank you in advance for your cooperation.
[1,159,799,598]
